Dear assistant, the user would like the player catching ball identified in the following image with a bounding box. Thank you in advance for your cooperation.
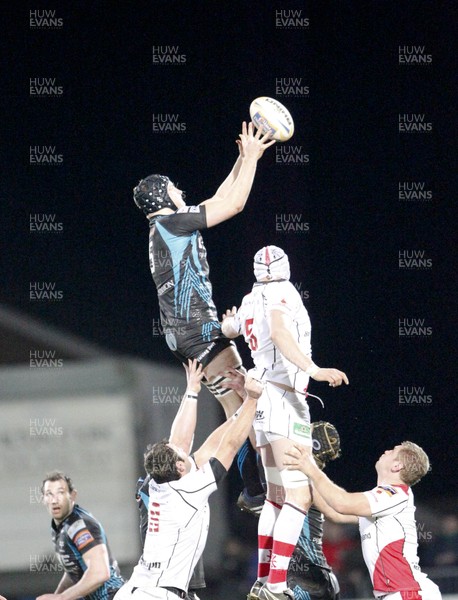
[133,123,275,513]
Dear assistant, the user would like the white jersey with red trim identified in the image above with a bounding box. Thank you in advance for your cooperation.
[359,483,438,597]
[128,458,221,592]
[234,280,312,390]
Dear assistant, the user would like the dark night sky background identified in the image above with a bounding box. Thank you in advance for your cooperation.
[2,1,457,505]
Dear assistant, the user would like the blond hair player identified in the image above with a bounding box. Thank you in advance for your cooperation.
[284,441,441,600]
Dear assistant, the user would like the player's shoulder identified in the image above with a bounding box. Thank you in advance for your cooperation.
[366,483,410,506]
[375,484,410,496]
[68,505,101,531]
[263,280,298,303]
[240,290,255,306]
[170,460,219,489]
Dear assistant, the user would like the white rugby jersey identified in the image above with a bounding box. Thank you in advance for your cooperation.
[129,458,224,592]
[234,280,312,390]
[359,483,431,596]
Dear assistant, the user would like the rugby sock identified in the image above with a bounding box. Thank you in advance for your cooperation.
[257,499,281,582]
[267,502,307,592]
[237,439,265,497]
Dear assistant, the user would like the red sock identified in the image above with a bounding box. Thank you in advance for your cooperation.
[257,499,281,582]
[267,502,306,592]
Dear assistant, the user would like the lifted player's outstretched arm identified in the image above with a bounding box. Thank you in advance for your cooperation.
[213,154,243,199]
[201,122,275,228]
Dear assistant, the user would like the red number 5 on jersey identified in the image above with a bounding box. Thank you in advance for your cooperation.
[245,318,258,351]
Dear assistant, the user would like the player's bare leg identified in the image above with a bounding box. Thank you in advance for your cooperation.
[202,345,244,417]
[203,345,265,513]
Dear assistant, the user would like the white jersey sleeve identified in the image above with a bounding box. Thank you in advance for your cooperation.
[363,484,410,517]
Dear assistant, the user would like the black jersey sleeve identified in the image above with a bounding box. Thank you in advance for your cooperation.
[66,514,105,555]
[152,205,207,236]
[209,457,227,485]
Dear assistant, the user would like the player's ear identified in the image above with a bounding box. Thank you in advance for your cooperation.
[392,460,403,474]
[70,489,77,501]
[176,460,187,476]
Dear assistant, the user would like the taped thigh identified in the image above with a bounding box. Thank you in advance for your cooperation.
[264,466,284,486]
[280,467,309,489]
[202,371,241,400]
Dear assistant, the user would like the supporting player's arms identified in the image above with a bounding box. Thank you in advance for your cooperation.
[213,376,261,470]
[169,359,204,454]
[312,487,359,524]
[194,376,261,469]
[37,545,111,600]
[284,445,371,517]
[200,122,275,228]
[269,310,349,386]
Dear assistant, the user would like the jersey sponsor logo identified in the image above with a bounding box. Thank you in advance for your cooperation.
[255,410,264,420]
[376,485,398,497]
[196,341,216,362]
[67,519,87,539]
[140,557,162,569]
[74,529,95,550]
[361,532,371,541]
[157,279,174,296]
[176,206,199,213]
[293,422,311,438]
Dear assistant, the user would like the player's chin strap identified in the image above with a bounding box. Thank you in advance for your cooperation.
[267,380,325,408]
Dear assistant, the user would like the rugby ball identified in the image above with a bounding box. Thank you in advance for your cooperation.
[249,96,294,142]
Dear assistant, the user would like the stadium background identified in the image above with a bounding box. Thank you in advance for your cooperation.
[1,1,456,598]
